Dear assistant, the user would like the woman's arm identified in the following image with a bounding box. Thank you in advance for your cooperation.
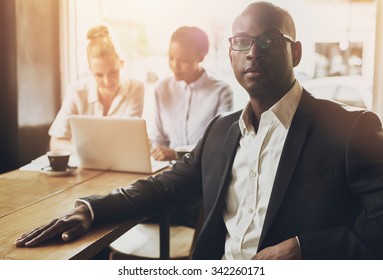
[49,136,75,153]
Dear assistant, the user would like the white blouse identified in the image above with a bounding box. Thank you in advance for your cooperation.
[49,77,144,138]
[150,70,233,148]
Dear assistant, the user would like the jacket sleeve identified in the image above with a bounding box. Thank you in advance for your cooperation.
[299,111,383,259]
[80,114,221,225]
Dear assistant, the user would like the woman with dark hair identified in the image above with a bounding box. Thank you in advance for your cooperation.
[150,26,233,161]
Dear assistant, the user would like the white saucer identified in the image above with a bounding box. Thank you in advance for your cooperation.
[40,166,77,176]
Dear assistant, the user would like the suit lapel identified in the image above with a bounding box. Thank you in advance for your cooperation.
[258,93,313,249]
[211,119,241,211]
[195,117,241,259]
[219,121,241,193]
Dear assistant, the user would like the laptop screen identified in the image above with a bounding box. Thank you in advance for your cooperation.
[69,116,168,173]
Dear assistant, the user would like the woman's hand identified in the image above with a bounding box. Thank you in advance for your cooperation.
[151,145,177,161]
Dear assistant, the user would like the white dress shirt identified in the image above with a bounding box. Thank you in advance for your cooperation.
[223,81,302,259]
[49,77,144,138]
[150,70,233,148]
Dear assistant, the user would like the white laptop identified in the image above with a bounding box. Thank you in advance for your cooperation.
[69,116,169,174]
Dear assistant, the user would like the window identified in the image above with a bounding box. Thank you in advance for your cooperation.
[60,0,379,125]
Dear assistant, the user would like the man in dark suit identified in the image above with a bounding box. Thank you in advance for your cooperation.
[15,1,383,259]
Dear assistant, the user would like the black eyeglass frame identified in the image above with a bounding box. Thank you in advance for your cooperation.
[228,32,295,51]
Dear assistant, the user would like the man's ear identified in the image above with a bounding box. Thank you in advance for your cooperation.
[291,41,302,67]
[198,51,208,63]
[229,47,233,64]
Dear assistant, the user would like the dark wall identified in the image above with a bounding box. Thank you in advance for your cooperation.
[0,0,19,172]
[0,0,60,173]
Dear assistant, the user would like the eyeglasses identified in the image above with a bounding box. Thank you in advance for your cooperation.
[228,32,295,51]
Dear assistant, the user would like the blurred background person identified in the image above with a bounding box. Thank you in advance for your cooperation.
[49,25,144,153]
[150,26,233,161]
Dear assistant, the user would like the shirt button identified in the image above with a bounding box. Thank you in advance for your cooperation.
[250,170,257,177]
[248,208,254,214]
[235,237,241,243]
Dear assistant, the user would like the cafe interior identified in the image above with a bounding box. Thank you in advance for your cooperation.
[0,0,383,260]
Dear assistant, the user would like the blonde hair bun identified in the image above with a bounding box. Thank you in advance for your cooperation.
[87,25,110,41]
[86,25,124,60]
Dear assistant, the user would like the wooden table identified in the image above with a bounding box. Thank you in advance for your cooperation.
[0,167,153,260]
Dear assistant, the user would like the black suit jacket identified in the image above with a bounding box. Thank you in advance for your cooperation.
[84,90,383,259]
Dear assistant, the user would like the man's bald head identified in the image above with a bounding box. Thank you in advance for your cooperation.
[233,1,296,39]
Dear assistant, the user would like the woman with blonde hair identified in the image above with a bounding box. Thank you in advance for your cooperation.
[49,25,144,152]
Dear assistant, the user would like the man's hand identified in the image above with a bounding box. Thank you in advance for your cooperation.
[14,203,92,247]
[252,237,302,260]
[151,145,177,161]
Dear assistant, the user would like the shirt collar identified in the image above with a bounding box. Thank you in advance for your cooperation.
[239,80,302,135]
[174,69,208,90]
[88,78,98,103]
[88,77,129,104]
